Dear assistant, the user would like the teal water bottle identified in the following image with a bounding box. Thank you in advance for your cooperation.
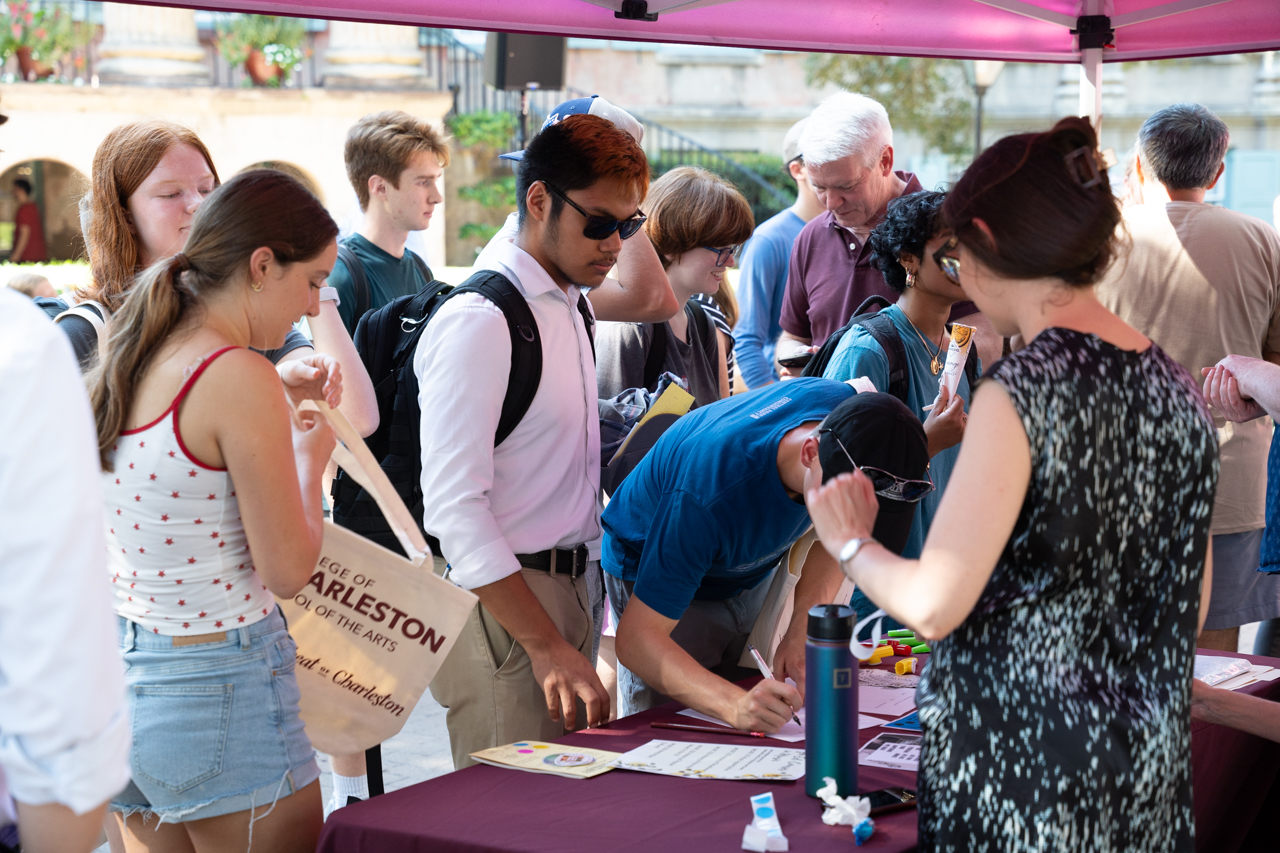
[805,604,857,798]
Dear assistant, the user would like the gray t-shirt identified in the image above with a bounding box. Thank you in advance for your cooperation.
[596,301,721,409]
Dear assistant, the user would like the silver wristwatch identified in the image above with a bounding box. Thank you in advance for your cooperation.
[838,537,875,573]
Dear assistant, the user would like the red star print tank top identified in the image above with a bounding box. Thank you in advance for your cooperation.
[104,347,274,635]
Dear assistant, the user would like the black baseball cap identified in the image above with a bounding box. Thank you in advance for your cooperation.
[817,392,930,555]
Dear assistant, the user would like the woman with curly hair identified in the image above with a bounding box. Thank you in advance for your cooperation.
[821,190,975,562]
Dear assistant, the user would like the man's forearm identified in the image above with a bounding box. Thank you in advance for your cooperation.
[12,225,29,262]
[618,622,745,722]
[473,571,570,654]
[589,232,678,322]
[1194,683,1280,743]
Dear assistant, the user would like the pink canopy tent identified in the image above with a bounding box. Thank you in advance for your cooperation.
[133,0,1280,120]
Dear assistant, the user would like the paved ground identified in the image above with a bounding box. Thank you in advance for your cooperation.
[316,689,454,807]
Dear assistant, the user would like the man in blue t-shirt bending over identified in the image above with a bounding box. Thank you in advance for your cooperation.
[602,378,929,732]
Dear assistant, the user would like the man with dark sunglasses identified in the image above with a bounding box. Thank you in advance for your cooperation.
[417,113,651,769]
[601,379,929,732]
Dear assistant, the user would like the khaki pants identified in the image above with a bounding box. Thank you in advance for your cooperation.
[429,562,595,769]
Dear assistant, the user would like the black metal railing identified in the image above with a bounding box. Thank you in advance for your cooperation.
[417,29,792,222]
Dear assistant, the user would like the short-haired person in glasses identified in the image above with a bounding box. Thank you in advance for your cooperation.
[418,114,651,769]
[822,191,978,626]
[602,382,929,729]
[597,166,755,409]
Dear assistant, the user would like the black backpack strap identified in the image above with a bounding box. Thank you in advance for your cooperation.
[439,271,542,447]
[853,294,894,317]
[856,312,910,405]
[642,322,668,390]
[337,240,370,321]
[963,337,980,394]
[406,250,434,289]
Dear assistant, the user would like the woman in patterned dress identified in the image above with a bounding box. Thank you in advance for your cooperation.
[805,116,1218,851]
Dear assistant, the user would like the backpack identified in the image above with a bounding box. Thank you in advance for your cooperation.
[337,238,432,326]
[50,299,112,364]
[33,295,69,321]
[641,298,714,389]
[801,295,978,405]
[330,269,596,558]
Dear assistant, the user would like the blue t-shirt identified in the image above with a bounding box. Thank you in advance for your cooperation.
[732,209,805,389]
[601,378,854,620]
[821,303,979,559]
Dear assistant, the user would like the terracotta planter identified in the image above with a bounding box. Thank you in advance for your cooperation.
[15,46,54,81]
[243,49,283,86]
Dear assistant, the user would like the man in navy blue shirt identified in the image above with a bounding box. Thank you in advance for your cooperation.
[602,379,929,731]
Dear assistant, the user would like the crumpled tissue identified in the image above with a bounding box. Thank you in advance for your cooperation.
[815,777,870,826]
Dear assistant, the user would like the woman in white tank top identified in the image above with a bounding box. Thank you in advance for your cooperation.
[90,169,340,853]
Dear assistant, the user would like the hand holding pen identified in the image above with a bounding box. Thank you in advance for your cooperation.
[748,643,803,728]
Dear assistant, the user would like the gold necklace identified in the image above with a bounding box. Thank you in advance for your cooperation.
[904,315,946,375]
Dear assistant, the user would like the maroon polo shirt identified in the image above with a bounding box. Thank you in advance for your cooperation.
[779,173,977,347]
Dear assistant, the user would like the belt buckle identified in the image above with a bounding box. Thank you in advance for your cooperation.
[550,545,589,578]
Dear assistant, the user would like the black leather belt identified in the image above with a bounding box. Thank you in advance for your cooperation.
[515,544,591,578]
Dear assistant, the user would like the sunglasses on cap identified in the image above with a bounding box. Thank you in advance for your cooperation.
[820,428,935,503]
[542,181,647,241]
[932,235,961,285]
[701,245,741,267]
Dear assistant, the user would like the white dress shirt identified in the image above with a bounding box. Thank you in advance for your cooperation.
[416,238,602,589]
[0,290,131,817]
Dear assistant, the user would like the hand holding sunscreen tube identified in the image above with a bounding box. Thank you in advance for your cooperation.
[938,324,975,399]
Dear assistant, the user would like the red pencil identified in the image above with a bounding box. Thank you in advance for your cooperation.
[651,722,766,738]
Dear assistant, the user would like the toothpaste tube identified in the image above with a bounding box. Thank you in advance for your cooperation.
[742,792,789,851]
[938,323,975,399]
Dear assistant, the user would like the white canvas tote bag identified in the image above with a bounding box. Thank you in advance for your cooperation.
[277,401,477,755]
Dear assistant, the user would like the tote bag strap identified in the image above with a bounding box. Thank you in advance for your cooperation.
[299,400,430,565]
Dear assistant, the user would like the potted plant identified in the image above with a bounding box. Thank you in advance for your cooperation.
[215,14,307,87]
[0,1,92,81]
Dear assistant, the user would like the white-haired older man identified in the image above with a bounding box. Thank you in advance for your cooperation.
[775,92,979,374]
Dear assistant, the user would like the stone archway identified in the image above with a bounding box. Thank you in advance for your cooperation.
[0,158,89,261]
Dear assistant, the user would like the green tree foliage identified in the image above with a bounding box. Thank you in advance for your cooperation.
[447,111,517,151]
[457,175,516,209]
[805,55,973,158]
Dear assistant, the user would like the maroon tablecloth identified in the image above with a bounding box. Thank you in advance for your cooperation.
[1192,649,1280,853]
[319,650,1280,853]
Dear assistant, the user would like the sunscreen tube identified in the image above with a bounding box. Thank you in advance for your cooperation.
[938,324,975,399]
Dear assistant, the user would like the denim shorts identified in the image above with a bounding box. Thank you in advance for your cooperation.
[111,607,320,823]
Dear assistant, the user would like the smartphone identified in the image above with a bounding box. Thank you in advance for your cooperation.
[777,351,814,369]
[865,786,917,816]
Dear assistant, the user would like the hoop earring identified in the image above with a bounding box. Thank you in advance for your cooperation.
[250,279,263,292]
[905,272,917,288]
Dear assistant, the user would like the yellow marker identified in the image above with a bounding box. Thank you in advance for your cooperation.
[895,657,918,675]
[868,646,893,666]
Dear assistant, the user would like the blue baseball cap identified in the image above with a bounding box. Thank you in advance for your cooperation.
[499,94,644,161]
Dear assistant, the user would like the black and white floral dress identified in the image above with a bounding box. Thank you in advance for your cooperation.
[917,328,1219,852]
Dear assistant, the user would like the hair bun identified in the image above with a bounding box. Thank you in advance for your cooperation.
[1045,116,1098,155]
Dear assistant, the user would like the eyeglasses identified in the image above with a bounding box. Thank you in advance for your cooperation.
[541,181,647,241]
[932,235,961,285]
[701,245,740,267]
[820,428,935,503]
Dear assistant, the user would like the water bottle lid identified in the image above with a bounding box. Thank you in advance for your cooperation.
[807,604,855,640]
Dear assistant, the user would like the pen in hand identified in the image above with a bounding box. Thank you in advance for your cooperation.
[747,642,803,727]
